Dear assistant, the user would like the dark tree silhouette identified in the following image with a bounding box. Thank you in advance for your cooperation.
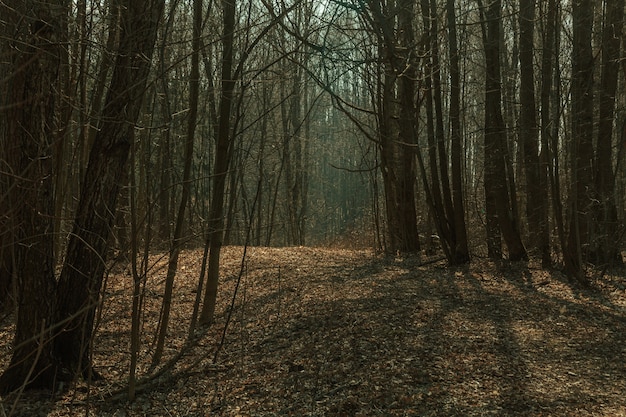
[54,0,165,378]
[481,0,527,261]
[0,0,64,393]
[565,0,595,280]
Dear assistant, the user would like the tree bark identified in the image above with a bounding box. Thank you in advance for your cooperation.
[519,0,550,265]
[540,0,565,260]
[593,0,624,268]
[199,0,237,326]
[446,0,470,264]
[371,0,420,254]
[0,0,64,393]
[428,0,455,232]
[482,0,527,261]
[152,0,202,367]
[420,0,452,257]
[394,0,420,253]
[564,0,595,280]
[54,0,165,378]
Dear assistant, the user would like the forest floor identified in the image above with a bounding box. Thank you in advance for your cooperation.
[1,246,626,416]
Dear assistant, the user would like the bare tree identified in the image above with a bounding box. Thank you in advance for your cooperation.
[368,0,421,254]
[54,0,165,378]
[481,0,527,261]
[199,0,237,326]
[593,0,624,268]
[152,0,203,367]
[519,0,550,265]
[0,0,65,393]
[446,0,470,264]
[564,0,595,280]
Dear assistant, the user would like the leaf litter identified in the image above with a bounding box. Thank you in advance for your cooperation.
[1,246,626,416]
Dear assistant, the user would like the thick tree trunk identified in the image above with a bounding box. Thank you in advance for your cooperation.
[593,0,624,268]
[396,0,420,254]
[373,0,420,254]
[0,0,64,393]
[379,73,420,254]
[0,11,13,310]
[519,0,550,266]
[54,0,165,378]
[482,0,527,261]
[565,0,595,280]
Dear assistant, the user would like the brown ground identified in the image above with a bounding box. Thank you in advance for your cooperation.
[1,246,626,416]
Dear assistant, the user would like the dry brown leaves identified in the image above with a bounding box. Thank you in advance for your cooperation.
[1,246,626,416]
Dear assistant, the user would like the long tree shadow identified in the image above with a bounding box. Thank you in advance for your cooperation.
[218,254,626,416]
[42,249,626,416]
[452,261,626,415]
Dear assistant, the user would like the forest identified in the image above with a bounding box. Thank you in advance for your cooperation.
[0,0,625,415]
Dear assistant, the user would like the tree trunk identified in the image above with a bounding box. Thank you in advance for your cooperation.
[371,0,420,254]
[0,0,64,393]
[420,0,451,257]
[151,0,201,367]
[446,0,470,264]
[482,0,527,261]
[157,10,176,244]
[593,0,624,268]
[519,0,550,265]
[394,0,420,253]
[428,0,455,231]
[540,0,565,260]
[564,0,595,280]
[54,0,165,378]
[199,0,237,326]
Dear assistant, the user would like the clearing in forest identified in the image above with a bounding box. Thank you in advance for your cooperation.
[1,246,626,416]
